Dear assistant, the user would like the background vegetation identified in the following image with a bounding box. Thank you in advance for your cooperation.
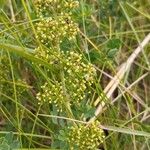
[0,0,150,149]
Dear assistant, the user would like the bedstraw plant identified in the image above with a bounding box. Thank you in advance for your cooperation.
[34,0,104,149]
[0,0,150,149]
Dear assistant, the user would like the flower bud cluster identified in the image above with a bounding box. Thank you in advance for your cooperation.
[34,0,96,111]
[63,51,96,105]
[67,121,105,150]
[36,82,64,112]
[36,15,78,46]
[35,46,61,64]
[34,1,103,148]
[35,0,79,45]
[34,0,79,18]
[36,50,96,110]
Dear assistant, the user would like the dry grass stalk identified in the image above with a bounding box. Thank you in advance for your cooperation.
[89,33,150,123]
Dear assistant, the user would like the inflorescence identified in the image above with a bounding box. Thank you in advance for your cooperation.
[35,0,98,109]
[34,0,97,111]
[34,0,79,18]
[67,121,105,150]
[34,0,105,148]
[36,50,96,111]
[36,15,79,46]
[35,0,79,46]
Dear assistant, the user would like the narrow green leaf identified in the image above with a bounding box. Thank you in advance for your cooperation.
[102,125,150,137]
[0,43,52,70]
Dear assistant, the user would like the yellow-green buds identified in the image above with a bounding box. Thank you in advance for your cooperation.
[36,82,64,112]
[34,0,96,112]
[36,50,96,111]
[36,15,78,46]
[67,121,105,150]
[34,0,79,46]
[34,0,79,18]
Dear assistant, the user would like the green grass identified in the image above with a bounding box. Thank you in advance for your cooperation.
[0,0,150,149]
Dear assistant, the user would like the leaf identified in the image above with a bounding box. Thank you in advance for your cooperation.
[59,130,65,136]
[5,132,13,145]
[51,140,61,149]
[0,144,9,150]
[59,119,66,127]
[76,2,94,21]
[0,43,53,70]
[11,140,20,149]
[0,137,5,144]
[0,133,20,150]
[107,39,121,49]
[105,38,121,59]
[84,106,96,119]
[77,103,96,119]
[51,107,59,125]
[86,50,102,63]
[102,125,150,137]
[107,48,118,58]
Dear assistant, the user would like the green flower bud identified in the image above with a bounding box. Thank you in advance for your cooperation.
[67,121,105,150]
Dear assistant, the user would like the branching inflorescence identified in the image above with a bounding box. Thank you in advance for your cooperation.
[35,0,79,46]
[36,50,96,111]
[34,0,96,111]
[67,121,105,150]
[34,0,104,149]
